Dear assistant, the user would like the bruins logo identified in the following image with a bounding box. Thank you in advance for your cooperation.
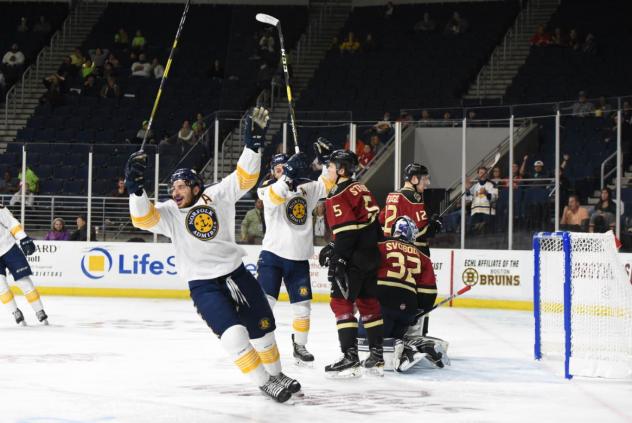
[186,205,219,241]
[286,196,308,225]
[258,318,271,330]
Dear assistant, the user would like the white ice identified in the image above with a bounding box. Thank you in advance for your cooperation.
[2,297,631,423]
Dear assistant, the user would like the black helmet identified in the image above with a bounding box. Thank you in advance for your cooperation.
[404,163,429,181]
[169,168,204,192]
[270,153,289,171]
[329,149,358,176]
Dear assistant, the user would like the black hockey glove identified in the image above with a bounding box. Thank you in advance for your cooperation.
[313,137,333,164]
[428,213,443,237]
[319,242,335,267]
[283,152,309,181]
[124,151,147,195]
[243,106,269,152]
[20,236,36,256]
[329,256,350,299]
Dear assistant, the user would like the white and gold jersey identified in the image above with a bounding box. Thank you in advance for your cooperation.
[129,147,260,282]
[0,206,27,256]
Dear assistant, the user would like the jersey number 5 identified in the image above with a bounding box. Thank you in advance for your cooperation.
[386,251,421,284]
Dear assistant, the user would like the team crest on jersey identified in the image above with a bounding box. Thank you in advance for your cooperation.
[186,205,219,241]
[259,317,271,330]
[286,196,308,225]
[299,286,309,297]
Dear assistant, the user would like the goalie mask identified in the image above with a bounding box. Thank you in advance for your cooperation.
[392,216,419,243]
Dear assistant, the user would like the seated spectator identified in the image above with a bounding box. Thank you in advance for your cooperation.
[339,32,360,54]
[369,134,383,153]
[135,120,154,144]
[0,170,17,194]
[131,30,146,50]
[192,113,207,135]
[560,194,589,231]
[69,48,85,67]
[358,144,375,169]
[207,59,224,80]
[465,166,498,233]
[106,53,121,70]
[551,27,567,47]
[589,188,617,233]
[100,76,121,99]
[16,17,28,33]
[177,120,195,148]
[102,62,117,79]
[45,218,70,241]
[396,111,412,128]
[441,111,455,127]
[57,56,76,79]
[414,12,436,32]
[82,75,100,97]
[152,58,164,79]
[572,90,595,117]
[313,201,327,246]
[90,47,109,69]
[240,199,264,244]
[530,24,552,46]
[70,215,97,241]
[10,166,39,207]
[2,44,25,84]
[374,112,391,134]
[444,12,468,35]
[419,109,432,126]
[568,29,580,50]
[109,177,128,198]
[81,58,96,79]
[114,28,129,47]
[131,53,151,77]
[33,16,52,34]
[582,33,597,55]
[594,96,613,118]
[40,74,65,108]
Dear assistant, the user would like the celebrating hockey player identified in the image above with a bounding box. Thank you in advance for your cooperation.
[125,107,300,403]
[319,149,384,378]
[377,216,446,371]
[379,163,439,334]
[0,206,48,326]
[256,138,334,366]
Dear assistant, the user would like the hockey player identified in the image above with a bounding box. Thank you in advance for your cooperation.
[377,216,446,372]
[256,139,334,366]
[0,206,48,325]
[125,107,300,403]
[319,149,384,378]
[379,163,440,334]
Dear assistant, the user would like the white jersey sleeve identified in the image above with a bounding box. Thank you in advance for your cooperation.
[129,192,174,237]
[0,206,27,256]
[212,147,261,204]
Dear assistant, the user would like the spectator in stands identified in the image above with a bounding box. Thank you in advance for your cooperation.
[40,74,64,108]
[69,48,85,67]
[106,53,121,71]
[70,215,96,241]
[502,162,522,189]
[444,12,468,35]
[343,135,365,155]
[2,44,25,85]
[90,48,109,69]
[419,109,432,126]
[114,28,129,47]
[465,166,498,233]
[135,120,154,144]
[339,32,360,54]
[259,28,275,54]
[131,30,146,51]
[568,29,580,50]
[414,12,436,33]
[363,33,376,52]
[44,218,70,241]
[490,166,502,186]
[358,144,375,169]
[313,201,327,246]
[82,75,99,97]
[0,170,17,194]
[207,59,223,80]
[467,110,482,127]
[241,199,265,244]
[100,76,121,99]
[152,58,164,79]
[16,17,28,33]
[81,58,96,79]
[57,56,76,79]
[441,111,456,127]
[102,62,117,80]
[589,188,617,233]
[109,177,128,198]
[582,33,597,55]
[595,96,613,118]
[33,16,52,34]
[192,113,207,134]
[572,91,595,117]
[10,166,39,207]
[131,53,151,77]
[524,159,548,180]
[369,134,384,153]
[551,27,567,47]
[385,2,395,19]
[560,194,589,232]
[530,24,552,46]
[374,112,391,134]
[177,120,195,148]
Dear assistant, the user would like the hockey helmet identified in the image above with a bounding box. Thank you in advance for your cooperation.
[270,153,289,171]
[329,149,358,176]
[404,163,429,181]
[169,168,204,193]
[392,215,419,243]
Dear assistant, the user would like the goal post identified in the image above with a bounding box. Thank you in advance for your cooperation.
[533,231,632,379]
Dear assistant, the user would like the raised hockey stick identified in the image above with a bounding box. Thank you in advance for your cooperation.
[256,13,300,154]
[139,0,191,152]
[414,285,472,322]
[439,151,501,218]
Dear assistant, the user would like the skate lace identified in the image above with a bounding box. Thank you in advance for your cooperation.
[273,373,294,388]
[295,343,310,356]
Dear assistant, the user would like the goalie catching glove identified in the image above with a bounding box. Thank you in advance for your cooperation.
[244,106,270,152]
[125,151,147,195]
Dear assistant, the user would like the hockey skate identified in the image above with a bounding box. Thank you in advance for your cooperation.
[325,347,361,379]
[396,346,424,372]
[271,372,301,394]
[408,338,449,368]
[259,377,291,403]
[361,346,384,377]
[292,334,314,367]
[13,309,26,326]
[36,310,49,326]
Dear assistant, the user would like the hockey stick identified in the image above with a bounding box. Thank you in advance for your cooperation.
[256,13,300,154]
[439,152,501,218]
[139,0,191,152]
[414,285,472,322]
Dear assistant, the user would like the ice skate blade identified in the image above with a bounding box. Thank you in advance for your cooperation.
[294,358,314,368]
[40,320,49,326]
[362,366,384,377]
[324,366,362,379]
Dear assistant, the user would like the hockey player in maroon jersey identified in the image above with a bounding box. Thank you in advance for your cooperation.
[318,149,385,378]
[377,216,447,371]
[378,163,440,334]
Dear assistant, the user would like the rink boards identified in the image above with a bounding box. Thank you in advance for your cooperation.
[8,241,632,311]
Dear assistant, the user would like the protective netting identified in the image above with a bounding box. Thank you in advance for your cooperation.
[535,231,632,378]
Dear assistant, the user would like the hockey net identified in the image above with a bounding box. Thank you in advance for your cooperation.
[534,231,632,378]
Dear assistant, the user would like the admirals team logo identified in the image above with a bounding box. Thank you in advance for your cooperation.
[259,317,271,330]
[81,247,113,280]
[299,286,309,297]
[286,196,308,225]
[186,205,219,241]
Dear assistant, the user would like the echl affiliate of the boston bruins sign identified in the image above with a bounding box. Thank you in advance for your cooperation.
[186,205,219,240]
[286,196,308,225]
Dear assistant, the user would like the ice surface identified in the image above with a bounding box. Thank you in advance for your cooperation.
[2,297,631,423]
